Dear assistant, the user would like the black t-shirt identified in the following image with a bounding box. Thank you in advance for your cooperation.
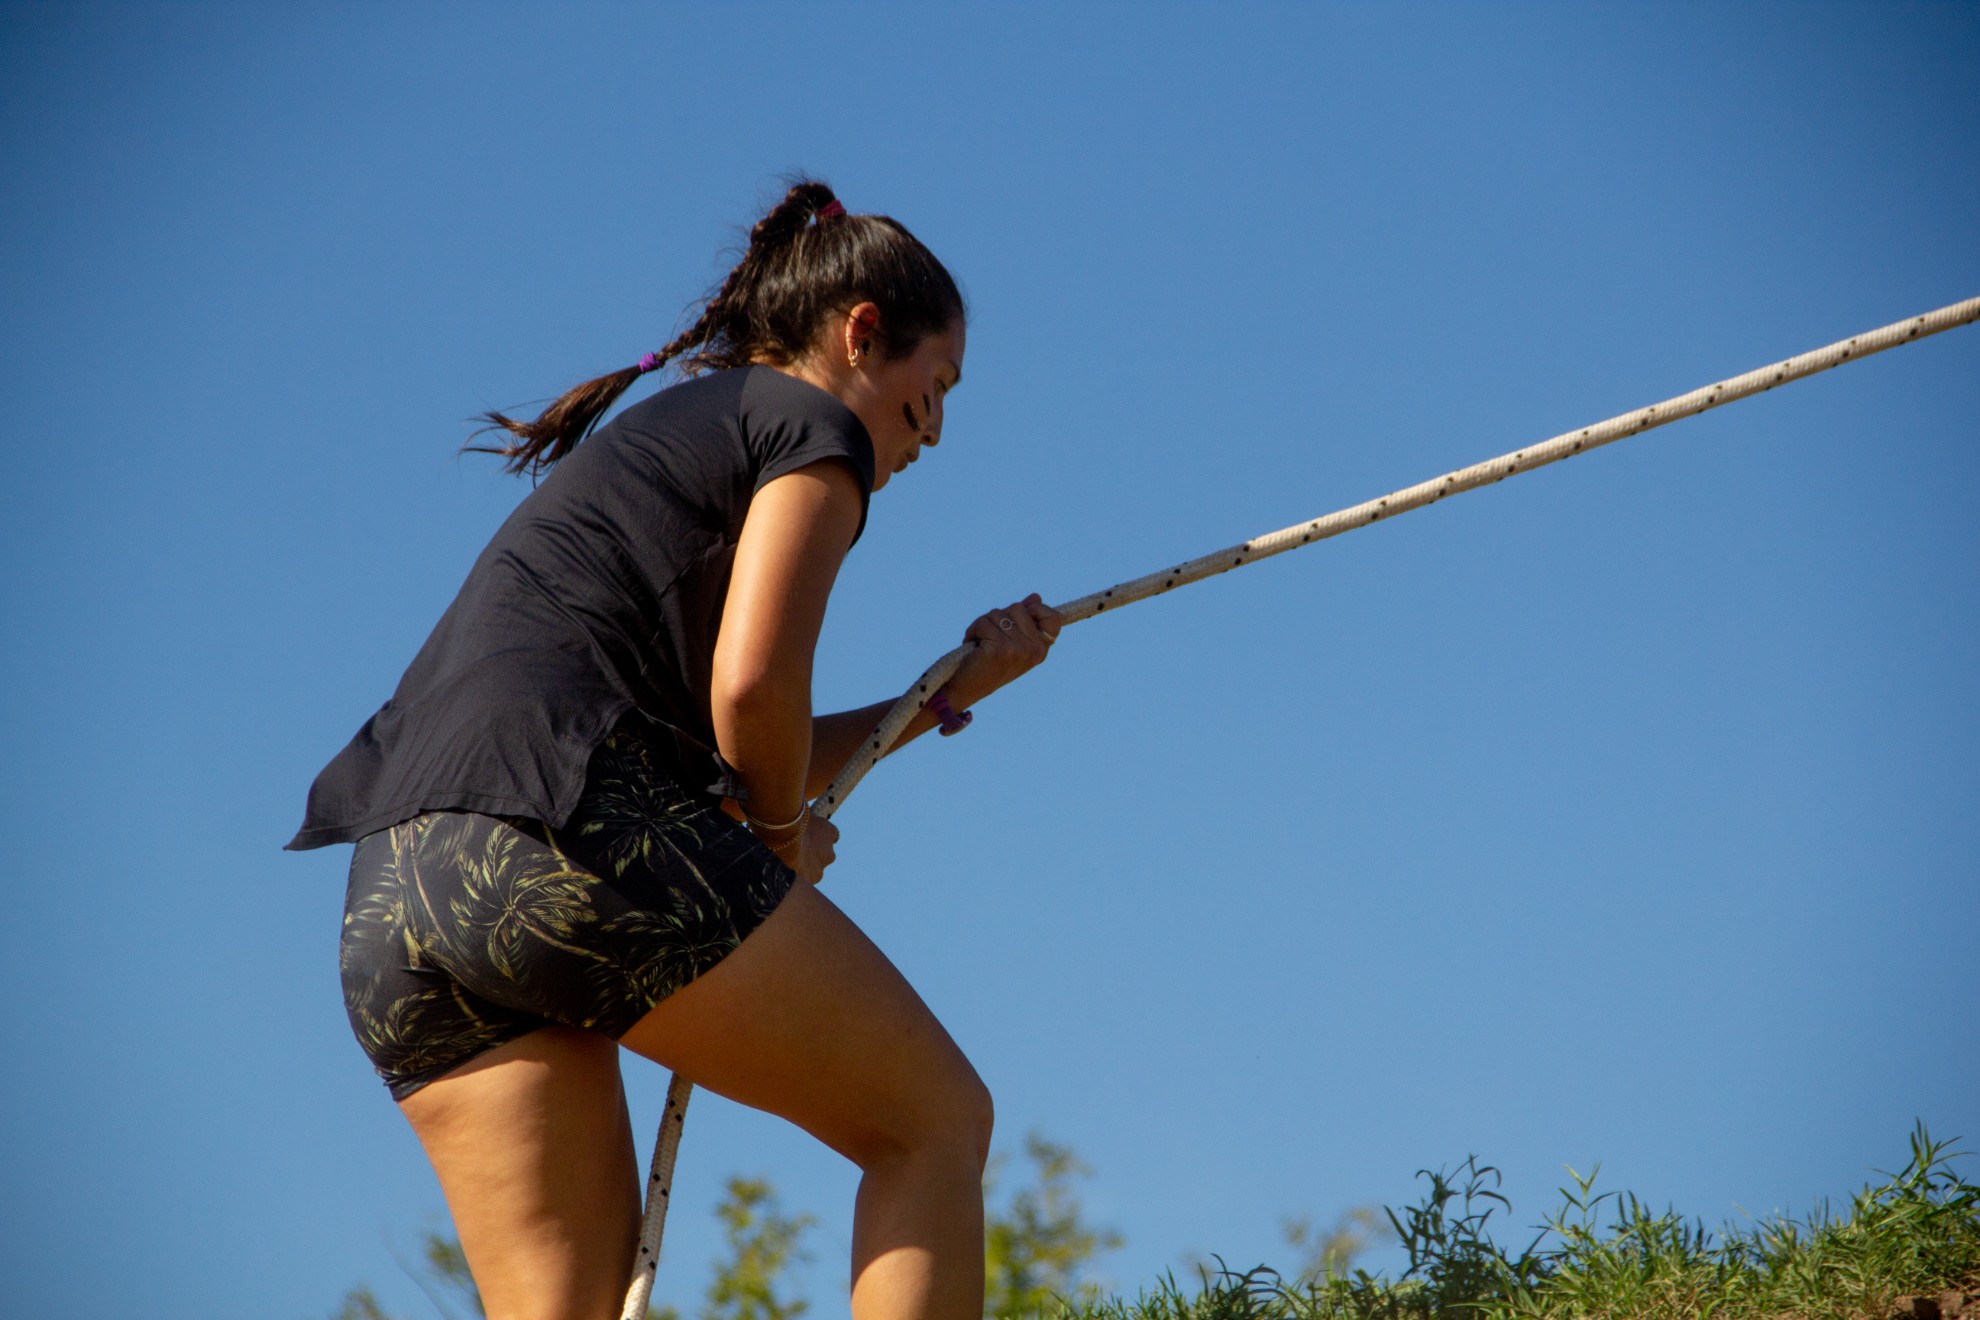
[286,366,874,851]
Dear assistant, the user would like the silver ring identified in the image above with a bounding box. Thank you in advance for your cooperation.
[996,616,1015,632]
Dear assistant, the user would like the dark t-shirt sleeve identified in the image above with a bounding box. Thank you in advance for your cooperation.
[741,368,876,543]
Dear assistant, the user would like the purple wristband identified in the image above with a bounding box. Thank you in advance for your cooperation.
[928,689,973,737]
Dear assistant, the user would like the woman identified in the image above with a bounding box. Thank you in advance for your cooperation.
[288,180,1061,1320]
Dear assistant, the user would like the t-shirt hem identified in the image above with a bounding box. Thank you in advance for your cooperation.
[284,789,566,851]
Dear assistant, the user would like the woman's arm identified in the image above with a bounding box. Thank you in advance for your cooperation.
[716,458,1063,855]
[803,593,1063,798]
[710,460,864,875]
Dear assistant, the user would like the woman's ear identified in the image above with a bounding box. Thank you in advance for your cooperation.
[844,302,882,360]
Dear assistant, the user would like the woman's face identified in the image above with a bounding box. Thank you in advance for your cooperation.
[846,316,966,492]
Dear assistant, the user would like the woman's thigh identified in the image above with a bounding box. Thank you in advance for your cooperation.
[617,881,993,1171]
[397,1025,640,1320]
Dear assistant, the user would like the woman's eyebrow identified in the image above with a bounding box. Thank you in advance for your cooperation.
[944,360,963,388]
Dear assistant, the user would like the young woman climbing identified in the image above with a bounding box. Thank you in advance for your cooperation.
[287,179,1062,1320]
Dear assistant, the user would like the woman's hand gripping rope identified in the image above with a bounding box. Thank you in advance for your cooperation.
[946,593,1063,712]
[754,814,840,886]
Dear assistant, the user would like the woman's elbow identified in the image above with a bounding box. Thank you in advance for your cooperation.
[710,668,811,730]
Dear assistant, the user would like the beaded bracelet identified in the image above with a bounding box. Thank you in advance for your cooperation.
[761,829,804,856]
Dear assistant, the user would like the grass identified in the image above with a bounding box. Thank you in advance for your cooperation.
[1048,1123,1980,1320]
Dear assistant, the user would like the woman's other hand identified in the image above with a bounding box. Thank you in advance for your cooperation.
[763,813,839,886]
[949,593,1063,707]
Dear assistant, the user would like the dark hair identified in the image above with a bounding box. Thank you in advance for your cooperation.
[472,179,966,476]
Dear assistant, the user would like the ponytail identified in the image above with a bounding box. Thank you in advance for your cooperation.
[470,178,961,478]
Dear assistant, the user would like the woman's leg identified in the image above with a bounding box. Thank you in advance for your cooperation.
[397,1025,641,1320]
[618,881,994,1320]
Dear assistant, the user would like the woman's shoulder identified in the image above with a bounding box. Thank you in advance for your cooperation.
[738,366,871,458]
[610,366,752,434]
[593,366,869,495]
[737,362,842,416]
[609,365,858,433]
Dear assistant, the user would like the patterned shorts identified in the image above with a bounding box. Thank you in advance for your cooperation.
[339,717,797,1100]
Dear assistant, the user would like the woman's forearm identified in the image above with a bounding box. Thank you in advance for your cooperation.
[801,594,1065,800]
[805,697,941,799]
[709,462,865,825]
[715,676,815,826]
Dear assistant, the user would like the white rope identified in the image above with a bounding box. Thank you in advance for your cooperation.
[625,294,1979,1308]
[619,1072,692,1320]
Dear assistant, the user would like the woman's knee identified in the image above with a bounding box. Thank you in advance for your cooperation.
[620,881,993,1171]
[844,1055,994,1175]
[947,1064,996,1171]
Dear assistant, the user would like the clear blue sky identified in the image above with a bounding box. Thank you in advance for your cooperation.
[3,4,1976,1316]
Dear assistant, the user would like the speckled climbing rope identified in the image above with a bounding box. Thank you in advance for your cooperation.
[619,1072,691,1320]
[624,294,1979,1316]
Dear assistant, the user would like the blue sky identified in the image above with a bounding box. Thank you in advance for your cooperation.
[3,3,1976,1317]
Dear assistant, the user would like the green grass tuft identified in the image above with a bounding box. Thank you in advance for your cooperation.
[1034,1123,1980,1320]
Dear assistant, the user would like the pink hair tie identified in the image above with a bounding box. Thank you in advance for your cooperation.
[636,352,663,374]
[928,689,972,737]
[816,199,846,220]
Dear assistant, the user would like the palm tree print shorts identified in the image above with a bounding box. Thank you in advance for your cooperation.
[339,716,798,1100]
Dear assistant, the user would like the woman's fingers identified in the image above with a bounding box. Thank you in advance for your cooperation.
[798,815,838,885]
[973,596,1051,656]
[1023,593,1063,644]
[1000,606,1047,656]
[951,594,1063,707]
